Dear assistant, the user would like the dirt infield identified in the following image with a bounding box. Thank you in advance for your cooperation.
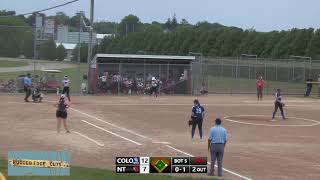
[0,94,320,180]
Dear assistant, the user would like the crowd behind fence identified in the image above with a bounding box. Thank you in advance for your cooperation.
[1,58,320,96]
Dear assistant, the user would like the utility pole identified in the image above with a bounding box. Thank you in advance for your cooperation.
[78,11,83,94]
[87,0,94,93]
[33,13,38,75]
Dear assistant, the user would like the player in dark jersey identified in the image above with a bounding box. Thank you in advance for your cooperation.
[150,77,159,97]
[55,94,70,133]
[272,89,286,120]
[191,99,205,140]
[62,75,71,102]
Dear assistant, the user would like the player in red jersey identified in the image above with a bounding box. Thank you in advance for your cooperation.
[256,76,265,101]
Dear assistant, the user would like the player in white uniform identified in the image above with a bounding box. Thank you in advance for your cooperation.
[62,75,71,102]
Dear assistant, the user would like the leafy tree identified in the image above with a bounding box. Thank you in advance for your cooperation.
[72,43,88,63]
[39,38,56,60]
[56,44,67,61]
[0,10,16,16]
[306,29,320,59]
[93,21,118,34]
[118,14,141,36]
[69,13,90,31]
[0,15,33,57]
[54,12,69,25]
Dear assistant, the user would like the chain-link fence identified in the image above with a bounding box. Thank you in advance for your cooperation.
[205,58,320,96]
[1,57,320,96]
[93,62,192,95]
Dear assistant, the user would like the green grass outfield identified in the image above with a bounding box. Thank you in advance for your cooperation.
[208,76,306,95]
[0,159,216,180]
[0,60,28,68]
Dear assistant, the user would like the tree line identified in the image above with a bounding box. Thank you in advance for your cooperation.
[1,10,320,61]
[98,15,320,59]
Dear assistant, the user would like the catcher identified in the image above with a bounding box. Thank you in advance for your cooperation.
[272,88,286,120]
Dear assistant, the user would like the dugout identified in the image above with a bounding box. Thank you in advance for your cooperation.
[88,54,197,94]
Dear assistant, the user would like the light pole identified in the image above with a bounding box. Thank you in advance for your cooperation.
[87,0,94,93]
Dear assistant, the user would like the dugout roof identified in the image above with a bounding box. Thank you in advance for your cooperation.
[91,54,196,65]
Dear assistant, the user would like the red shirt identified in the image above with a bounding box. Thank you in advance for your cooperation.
[256,80,265,90]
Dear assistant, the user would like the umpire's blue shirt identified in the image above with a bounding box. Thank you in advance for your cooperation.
[192,105,205,120]
[208,125,228,144]
[23,76,32,86]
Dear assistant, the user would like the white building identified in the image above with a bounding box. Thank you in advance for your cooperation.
[67,32,97,44]
[57,25,69,43]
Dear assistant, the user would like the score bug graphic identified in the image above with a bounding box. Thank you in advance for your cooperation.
[150,157,171,173]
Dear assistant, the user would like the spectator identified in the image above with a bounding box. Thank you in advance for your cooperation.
[305,76,313,97]
[200,83,208,95]
[208,118,228,177]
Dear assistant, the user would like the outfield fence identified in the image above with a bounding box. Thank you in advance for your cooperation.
[204,57,320,95]
[0,57,320,96]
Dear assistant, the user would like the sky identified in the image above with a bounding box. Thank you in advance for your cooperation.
[1,0,320,32]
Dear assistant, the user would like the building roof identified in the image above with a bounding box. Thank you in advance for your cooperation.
[55,43,77,50]
[94,54,196,61]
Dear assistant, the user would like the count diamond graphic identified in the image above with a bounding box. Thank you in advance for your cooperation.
[154,160,168,173]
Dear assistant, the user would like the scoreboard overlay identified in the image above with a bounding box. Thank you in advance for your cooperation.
[116,157,207,174]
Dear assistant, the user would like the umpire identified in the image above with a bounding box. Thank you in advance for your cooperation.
[191,99,205,140]
[208,118,228,177]
[23,73,32,102]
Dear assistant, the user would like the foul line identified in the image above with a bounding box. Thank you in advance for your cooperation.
[224,115,320,127]
[81,120,142,146]
[73,131,104,147]
[165,145,251,180]
[70,107,151,140]
[70,106,250,179]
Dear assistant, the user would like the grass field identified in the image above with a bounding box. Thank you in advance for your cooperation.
[0,60,28,68]
[208,76,306,94]
[0,159,213,180]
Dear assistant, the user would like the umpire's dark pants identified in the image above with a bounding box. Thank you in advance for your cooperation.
[272,101,285,119]
[305,86,312,96]
[209,143,225,176]
[24,86,31,101]
[191,119,203,139]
